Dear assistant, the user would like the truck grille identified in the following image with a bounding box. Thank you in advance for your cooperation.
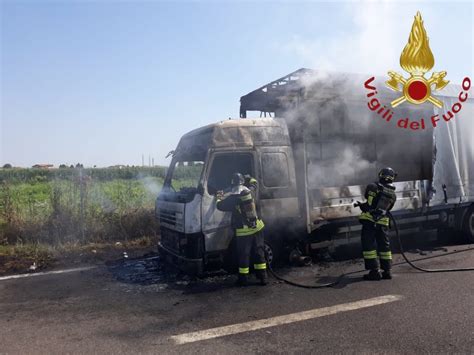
[160,228,204,259]
[160,228,181,252]
[159,209,184,231]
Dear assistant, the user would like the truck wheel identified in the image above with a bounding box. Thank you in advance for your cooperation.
[462,206,474,243]
[263,238,283,266]
[264,242,274,266]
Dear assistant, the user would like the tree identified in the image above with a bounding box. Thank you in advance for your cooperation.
[59,164,67,168]
[2,163,12,169]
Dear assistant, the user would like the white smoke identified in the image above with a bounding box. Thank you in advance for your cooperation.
[140,175,163,199]
[279,1,471,81]
[278,69,379,189]
[307,145,374,189]
[273,2,472,190]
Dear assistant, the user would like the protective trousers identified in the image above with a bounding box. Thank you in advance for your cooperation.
[236,230,267,277]
[361,221,392,271]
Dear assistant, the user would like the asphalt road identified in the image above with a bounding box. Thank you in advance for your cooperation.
[1,239,474,354]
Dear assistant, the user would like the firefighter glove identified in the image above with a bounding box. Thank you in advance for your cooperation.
[355,201,370,212]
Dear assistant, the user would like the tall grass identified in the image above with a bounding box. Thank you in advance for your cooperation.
[0,168,165,246]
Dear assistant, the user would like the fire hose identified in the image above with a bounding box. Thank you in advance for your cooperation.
[390,212,474,273]
[265,212,474,289]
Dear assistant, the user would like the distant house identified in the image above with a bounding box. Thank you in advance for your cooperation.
[32,164,54,169]
[108,165,127,169]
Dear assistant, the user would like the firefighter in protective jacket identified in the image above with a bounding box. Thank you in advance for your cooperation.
[216,173,267,286]
[357,167,397,281]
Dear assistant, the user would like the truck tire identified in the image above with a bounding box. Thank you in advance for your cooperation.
[263,241,275,266]
[462,206,474,243]
[263,238,283,266]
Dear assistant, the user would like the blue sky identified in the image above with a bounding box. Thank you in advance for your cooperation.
[1,0,473,167]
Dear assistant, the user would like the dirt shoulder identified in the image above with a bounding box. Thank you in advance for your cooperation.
[0,236,158,276]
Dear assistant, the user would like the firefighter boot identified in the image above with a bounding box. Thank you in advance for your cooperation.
[256,270,268,286]
[363,269,382,281]
[236,274,249,286]
[382,270,392,280]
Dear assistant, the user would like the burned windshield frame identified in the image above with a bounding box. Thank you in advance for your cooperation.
[206,153,254,195]
[164,157,205,193]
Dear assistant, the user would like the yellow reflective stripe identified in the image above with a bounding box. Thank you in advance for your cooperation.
[359,213,389,226]
[359,212,374,222]
[376,217,389,226]
[367,191,377,206]
[239,267,249,274]
[236,219,265,236]
[379,251,392,260]
[239,194,252,202]
[363,250,377,259]
[254,263,267,270]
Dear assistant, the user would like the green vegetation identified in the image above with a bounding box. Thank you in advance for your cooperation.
[0,165,207,274]
[0,167,168,246]
[0,166,167,183]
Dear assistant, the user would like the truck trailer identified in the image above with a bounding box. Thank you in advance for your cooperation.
[156,68,474,275]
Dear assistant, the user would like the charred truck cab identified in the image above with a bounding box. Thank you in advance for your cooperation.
[157,69,474,275]
[156,119,299,275]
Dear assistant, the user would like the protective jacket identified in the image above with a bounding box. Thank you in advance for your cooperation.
[216,178,265,236]
[359,182,397,226]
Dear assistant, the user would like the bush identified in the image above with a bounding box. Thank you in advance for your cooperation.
[0,174,163,246]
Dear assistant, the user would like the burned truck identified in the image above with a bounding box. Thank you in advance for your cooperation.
[156,68,474,275]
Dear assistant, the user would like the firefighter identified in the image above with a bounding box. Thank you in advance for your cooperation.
[216,173,267,286]
[357,167,397,281]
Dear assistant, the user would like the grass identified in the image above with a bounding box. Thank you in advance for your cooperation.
[0,166,203,274]
[0,176,163,246]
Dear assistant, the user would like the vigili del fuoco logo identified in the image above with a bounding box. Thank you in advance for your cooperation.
[363,11,471,131]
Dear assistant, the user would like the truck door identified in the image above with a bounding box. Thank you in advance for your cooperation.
[201,151,255,253]
[257,146,299,226]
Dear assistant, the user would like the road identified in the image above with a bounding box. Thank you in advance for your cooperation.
[1,240,474,354]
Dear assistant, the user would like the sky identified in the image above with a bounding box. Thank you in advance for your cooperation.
[1,0,473,168]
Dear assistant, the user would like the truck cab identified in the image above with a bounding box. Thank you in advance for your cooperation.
[156,118,299,275]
